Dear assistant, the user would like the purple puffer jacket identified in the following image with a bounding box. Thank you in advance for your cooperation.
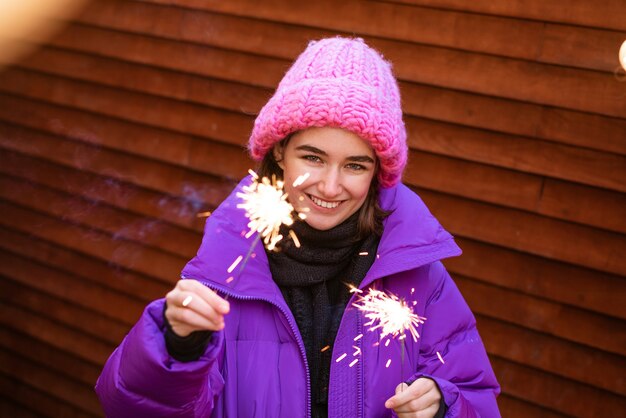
[96,176,501,417]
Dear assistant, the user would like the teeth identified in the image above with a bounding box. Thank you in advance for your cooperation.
[310,195,340,209]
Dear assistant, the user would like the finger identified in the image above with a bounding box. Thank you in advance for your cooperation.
[385,383,408,409]
[395,402,440,418]
[395,402,439,418]
[168,302,225,331]
[172,289,227,326]
[385,379,433,410]
[393,380,441,413]
[179,280,230,314]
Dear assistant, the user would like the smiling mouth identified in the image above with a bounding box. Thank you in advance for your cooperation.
[307,194,342,209]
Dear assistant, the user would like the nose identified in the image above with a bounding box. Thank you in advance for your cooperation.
[317,169,342,198]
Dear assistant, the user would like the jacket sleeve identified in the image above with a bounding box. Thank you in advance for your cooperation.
[411,262,501,417]
[95,298,225,418]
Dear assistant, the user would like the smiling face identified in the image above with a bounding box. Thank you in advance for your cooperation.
[274,127,377,231]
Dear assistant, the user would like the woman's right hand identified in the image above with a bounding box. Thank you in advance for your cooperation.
[165,279,230,337]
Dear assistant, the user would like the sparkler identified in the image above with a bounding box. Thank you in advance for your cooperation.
[236,170,306,251]
[350,286,427,384]
[351,288,426,343]
[225,170,308,288]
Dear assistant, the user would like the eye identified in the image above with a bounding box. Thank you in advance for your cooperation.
[302,155,322,163]
[346,163,367,171]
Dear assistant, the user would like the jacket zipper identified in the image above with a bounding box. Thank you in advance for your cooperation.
[183,276,312,418]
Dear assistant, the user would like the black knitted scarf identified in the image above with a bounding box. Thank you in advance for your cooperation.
[267,213,379,418]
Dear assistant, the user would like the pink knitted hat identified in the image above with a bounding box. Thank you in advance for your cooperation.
[248,37,407,188]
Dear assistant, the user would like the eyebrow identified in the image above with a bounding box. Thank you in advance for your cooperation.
[295,144,375,164]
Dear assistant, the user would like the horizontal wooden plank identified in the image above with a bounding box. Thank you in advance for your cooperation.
[0,302,112,366]
[0,67,251,148]
[377,0,626,31]
[3,66,622,195]
[0,117,242,204]
[538,179,626,234]
[491,356,626,418]
[0,226,169,302]
[0,149,208,232]
[0,278,130,344]
[0,347,101,415]
[0,92,251,182]
[477,315,625,396]
[0,398,42,418]
[459,275,626,356]
[42,20,625,117]
[0,250,145,327]
[0,201,186,283]
[497,393,570,418]
[0,373,97,418]
[407,117,626,193]
[449,238,626,320]
[0,174,200,258]
[76,0,319,62]
[368,37,626,119]
[418,188,626,276]
[128,0,624,71]
[47,21,287,88]
[18,45,270,115]
[19,44,626,157]
[404,150,542,211]
[400,81,626,157]
[0,327,101,388]
[539,23,626,71]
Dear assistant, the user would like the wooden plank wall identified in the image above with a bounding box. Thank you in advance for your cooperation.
[0,0,624,416]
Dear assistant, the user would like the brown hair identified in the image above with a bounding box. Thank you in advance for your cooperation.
[256,138,390,240]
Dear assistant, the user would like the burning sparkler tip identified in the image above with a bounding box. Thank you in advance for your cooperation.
[352,288,426,343]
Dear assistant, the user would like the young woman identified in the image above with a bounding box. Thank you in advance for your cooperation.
[96,37,501,418]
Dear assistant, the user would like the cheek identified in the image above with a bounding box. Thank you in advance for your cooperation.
[350,176,374,203]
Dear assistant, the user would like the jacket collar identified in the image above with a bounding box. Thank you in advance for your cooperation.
[181,176,461,301]
[359,183,461,289]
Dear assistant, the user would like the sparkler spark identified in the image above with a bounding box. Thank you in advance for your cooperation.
[237,171,303,251]
[336,353,347,362]
[437,351,445,364]
[227,255,243,273]
[292,172,310,187]
[352,288,426,343]
[288,229,301,248]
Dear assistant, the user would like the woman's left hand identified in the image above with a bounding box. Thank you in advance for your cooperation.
[384,377,442,417]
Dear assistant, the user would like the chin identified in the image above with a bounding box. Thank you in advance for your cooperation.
[302,215,346,231]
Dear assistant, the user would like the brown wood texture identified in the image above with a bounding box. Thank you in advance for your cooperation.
[0,0,624,416]
[377,0,626,31]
